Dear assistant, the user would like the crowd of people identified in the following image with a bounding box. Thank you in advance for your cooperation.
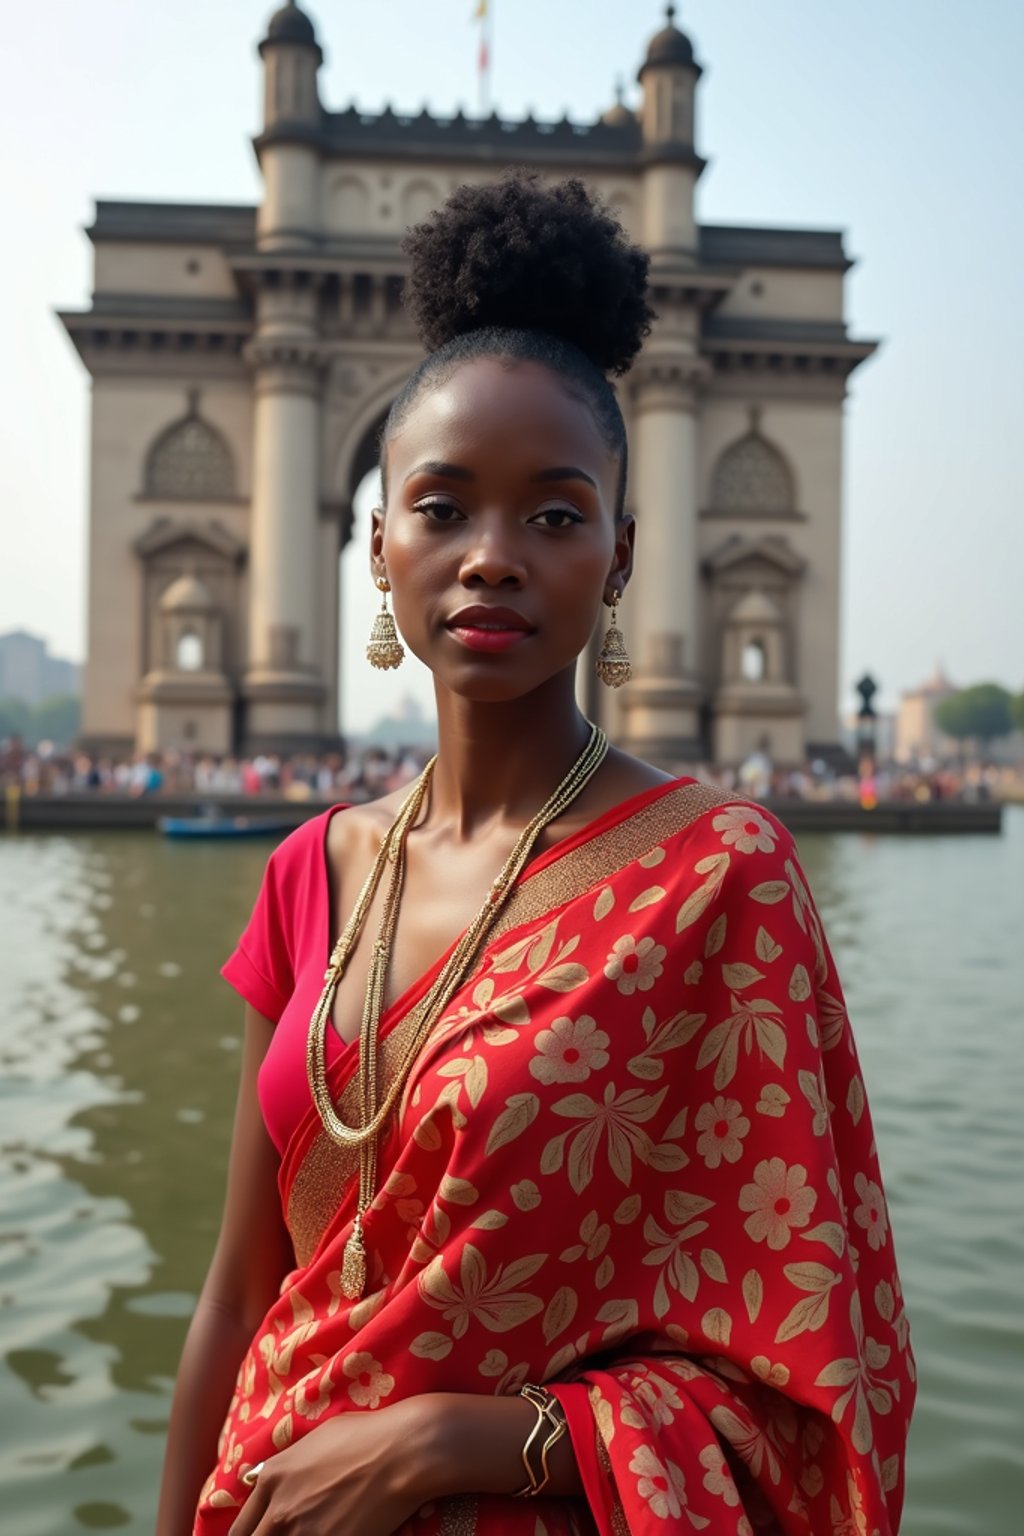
[0,733,1011,806]
[0,740,429,802]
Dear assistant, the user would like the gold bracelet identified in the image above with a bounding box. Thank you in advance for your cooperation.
[513,1383,568,1498]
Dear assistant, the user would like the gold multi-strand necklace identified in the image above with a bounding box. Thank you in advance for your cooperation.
[306,723,609,1299]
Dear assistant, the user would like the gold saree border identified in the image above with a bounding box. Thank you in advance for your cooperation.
[489,779,737,945]
[589,1386,631,1536]
[438,1495,479,1534]
[286,780,740,1266]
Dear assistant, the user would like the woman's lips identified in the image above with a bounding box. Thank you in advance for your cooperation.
[445,605,534,653]
[448,625,532,653]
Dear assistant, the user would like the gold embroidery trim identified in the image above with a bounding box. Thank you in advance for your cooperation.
[437,1495,478,1534]
[589,1385,631,1536]
[491,779,739,944]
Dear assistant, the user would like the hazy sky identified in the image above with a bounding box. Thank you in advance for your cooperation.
[3,0,1022,729]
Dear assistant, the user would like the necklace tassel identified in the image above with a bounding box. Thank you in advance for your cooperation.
[341,1215,367,1300]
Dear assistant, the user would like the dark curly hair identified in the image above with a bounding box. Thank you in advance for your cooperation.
[380,171,655,515]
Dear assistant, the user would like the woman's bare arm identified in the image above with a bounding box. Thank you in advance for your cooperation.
[156,1005,293,1536]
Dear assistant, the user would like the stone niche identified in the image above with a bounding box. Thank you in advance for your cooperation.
[134,519,246,754]
[704,536,806,767]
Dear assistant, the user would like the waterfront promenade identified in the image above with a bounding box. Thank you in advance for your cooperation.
[2,787,1006,836]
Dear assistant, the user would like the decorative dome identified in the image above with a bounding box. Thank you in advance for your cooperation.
[601,83,635,128]
[641,4,697,72]
[730,588,781,626]
[265,2,317,45]
[919,663,955,696]
[160,572,216,614]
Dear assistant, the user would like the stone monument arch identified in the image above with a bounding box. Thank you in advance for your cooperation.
[327,364,420,712]
[329,361,422,514]
[62,0,876,763]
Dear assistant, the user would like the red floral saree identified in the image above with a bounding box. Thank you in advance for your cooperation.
[196,780,915,1535]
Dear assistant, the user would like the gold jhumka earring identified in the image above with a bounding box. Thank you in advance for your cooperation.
[366,577,405,670]
[595,593,632,687]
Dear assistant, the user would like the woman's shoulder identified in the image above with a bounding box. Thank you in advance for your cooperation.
[266,803,345,874]
[605,748,778,841]
[322,787,408,863]
[623,770,799,884]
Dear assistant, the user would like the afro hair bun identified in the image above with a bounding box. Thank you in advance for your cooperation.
[402,171,654,377]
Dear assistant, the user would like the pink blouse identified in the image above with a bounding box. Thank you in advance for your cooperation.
[221,807,352,1154]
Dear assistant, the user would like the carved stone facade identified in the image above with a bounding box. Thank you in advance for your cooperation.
[61,1,876,765]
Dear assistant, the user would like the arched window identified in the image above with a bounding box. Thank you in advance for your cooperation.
[711,431,795,514]
[741,638,767,682]
[144,408,235,501]
[176,631,204,671]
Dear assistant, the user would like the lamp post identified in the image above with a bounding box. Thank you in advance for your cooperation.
[854,674,879,808]
[855,673,879,766]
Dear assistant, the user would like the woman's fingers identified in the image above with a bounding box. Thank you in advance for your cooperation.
[226,1478,268,1536]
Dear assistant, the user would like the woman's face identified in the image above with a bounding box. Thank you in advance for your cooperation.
[375,357,634,704]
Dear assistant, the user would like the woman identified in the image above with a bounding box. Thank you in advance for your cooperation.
[156,174,914,1536]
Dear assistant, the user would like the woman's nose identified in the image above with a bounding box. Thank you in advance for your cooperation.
[458,526,527,587]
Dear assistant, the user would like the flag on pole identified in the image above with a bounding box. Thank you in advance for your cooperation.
[472,0,492,115]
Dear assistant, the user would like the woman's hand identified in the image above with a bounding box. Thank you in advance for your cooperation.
[225,1388,583,1534]
[226,1399,428,1536]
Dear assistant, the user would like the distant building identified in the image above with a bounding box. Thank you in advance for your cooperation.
[358,694,438,751]
[0,630,80,707]
[894,665,958,764]
[60,1,877,767]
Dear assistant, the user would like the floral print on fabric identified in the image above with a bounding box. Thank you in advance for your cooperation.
[530,1013,611,1086]
[603,934,667,995]
[738,1157,818,1250]
[196,790,914,1536]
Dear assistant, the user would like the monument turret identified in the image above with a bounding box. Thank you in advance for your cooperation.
[257,1,323,250]
[618,5,711,761]
[637,3,704,257]
[243,0,331,750]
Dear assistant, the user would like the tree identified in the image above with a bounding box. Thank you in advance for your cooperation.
[1011,690,1024,734]
[933,684,1013,747]
[33,694,81,749]
[0,697,32,743]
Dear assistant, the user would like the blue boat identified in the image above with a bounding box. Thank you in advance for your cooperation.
[157,811,294,840]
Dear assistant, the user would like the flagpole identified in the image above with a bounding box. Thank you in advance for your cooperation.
[477,0,492,118]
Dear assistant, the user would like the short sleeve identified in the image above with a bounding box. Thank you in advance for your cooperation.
[221,842,296,1023]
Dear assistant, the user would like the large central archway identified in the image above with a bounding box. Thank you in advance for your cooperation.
[332,366,603,746]
[336,389,439,744]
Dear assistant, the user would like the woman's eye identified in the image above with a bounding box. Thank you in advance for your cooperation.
[531,506,584,530]
[415,499,464,523]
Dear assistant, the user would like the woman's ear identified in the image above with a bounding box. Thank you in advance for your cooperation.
[608,513,636,596]
[369,506,386,583]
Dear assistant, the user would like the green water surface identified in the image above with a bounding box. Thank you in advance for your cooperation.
[0,814,1022,1532]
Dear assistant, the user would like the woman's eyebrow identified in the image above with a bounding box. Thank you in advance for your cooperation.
[404,460,475,484]
[530,466,598,489]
